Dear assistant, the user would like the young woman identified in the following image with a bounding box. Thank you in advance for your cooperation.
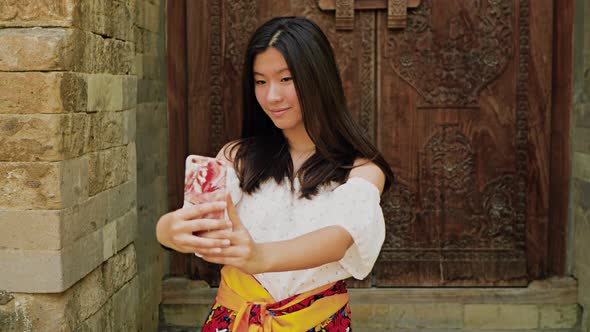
[157,16,394,331]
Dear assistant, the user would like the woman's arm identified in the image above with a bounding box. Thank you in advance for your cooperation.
[202,160,385,274]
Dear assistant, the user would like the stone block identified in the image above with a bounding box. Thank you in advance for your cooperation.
[76,0,134,41]
[0,28,134,73]
[539,304,581,328]
[349,304,391,329]
[102,244,137,296]
[0,244,138,330]
[111,276,139,332]
[464,304,539,329]
[0,221,138,293]
[0,210,62,250]
[116,208,137,252]
[86,110,135,152]
[137,79,165,103]
[137,264,163,332]
[574,127,590,153]
[573,152,590,182]
[161,304,212,327]
[87,74,137,112]
[573,178,590,210]
[0,157,88,210]
[136,0,160,33]
[135,26,161,55]
[575,103,590,128]
[0,28,75,71]
[107,180,137,221]
[0,72,87,114]
[574,205,590,266]
[0,0,76,27]
[88,146,130,196]
[0,113,89,162]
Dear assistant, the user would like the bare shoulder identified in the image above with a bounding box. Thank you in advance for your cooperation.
[215,140,240,167]
[349,158,385,194]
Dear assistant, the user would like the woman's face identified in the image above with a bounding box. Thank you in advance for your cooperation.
[253,47,303,132]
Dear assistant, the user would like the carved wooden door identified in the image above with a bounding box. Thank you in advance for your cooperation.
[167,0,562,287]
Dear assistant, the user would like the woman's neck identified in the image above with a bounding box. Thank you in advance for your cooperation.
[283,125,315,154]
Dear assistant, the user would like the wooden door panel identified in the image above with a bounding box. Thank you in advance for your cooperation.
[375,0,553,286]
[168,0,561,287]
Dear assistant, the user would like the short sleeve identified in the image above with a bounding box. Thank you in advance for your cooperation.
[329,177,385,280]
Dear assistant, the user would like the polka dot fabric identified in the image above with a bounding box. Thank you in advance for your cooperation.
[227,167,385,301]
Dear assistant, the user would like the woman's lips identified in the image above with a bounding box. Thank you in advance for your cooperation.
[270,107,289,117]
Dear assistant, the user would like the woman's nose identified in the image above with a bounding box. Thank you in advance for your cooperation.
[267,83,283,103]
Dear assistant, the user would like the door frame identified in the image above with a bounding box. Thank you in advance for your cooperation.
[164,0,573,279]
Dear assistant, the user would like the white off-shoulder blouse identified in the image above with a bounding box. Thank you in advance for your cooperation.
[226,166,385,301]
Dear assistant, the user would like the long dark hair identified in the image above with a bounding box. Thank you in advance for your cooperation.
[227,16,394,198]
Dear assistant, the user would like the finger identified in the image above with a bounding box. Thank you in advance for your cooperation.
[202,245,247,258]
[177,201,227,220]
[226,194,243,229]
[178,234,230,249]
[182,218,230,233]
[201,255,242,267]
[199,228,232,239]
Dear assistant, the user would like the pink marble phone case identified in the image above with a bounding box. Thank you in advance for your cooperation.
[184,155,227,219]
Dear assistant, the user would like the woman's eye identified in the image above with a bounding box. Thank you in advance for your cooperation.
[255,80,266,85]
[281,77,293,82]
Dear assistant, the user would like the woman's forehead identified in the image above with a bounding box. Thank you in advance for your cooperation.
[253,48,290,75]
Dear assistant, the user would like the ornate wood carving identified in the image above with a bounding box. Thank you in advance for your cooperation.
[360,12,375,141]
[226,0,259,72]
[210,0,224,155]
[384,0,513,108]
[335,0,354,30]
[388,0,408,28]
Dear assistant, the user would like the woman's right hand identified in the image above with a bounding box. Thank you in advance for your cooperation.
[156,201,232,254]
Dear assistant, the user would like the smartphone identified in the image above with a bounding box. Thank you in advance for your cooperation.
[184,155,227,219]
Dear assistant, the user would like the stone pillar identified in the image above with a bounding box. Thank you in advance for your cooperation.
[572,0,590,331]
[0,0,168,330]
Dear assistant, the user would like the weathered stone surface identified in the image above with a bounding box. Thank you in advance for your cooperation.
[137,78,165,103]
[111,276,139,331]
[76,0,134,41]
[135,26,161,55]
[0,28,75,71]
[86,110,135,152]
[161,304,212,327]
[102,244,137,296]
[3,244,136,331]
[574,127,590,153]
[573,152,590,182]
[0,209,62,250]
[0,28,133,73]
[539,304,581,328]
[573,178,590,210]
[0,72,87,114]
[0,0,76,27]
[137,261,164,332]
[0,238,136,295]
[115,208,137,253]
[464,304,539,329]
[87,74,137,111]
[0,113,88,162]
[0,159,90,210]
[352,303,463,329]
[135,0,160,33]
[575,105,590,128]
[88,146,129,196]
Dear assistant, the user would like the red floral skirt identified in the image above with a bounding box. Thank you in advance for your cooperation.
[201,280,352,331]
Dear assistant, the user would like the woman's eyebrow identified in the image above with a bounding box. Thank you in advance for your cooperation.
[253,68,290,76]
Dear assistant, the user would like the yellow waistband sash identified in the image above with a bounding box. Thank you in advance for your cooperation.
[215,266,349,332]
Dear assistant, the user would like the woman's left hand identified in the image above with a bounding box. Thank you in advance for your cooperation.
[201,194,268,274]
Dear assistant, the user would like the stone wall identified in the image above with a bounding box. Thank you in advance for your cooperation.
[0,0,167,331]
[572,0,590,331]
